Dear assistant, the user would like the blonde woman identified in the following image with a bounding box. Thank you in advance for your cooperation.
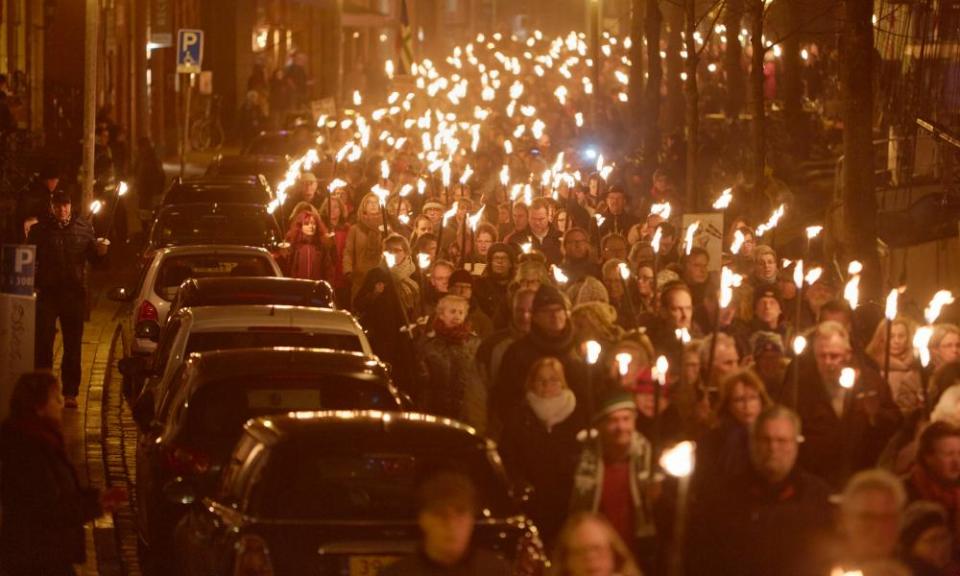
[550,513,642,576]
[866,317,924,415]
[343,192,385,304]
[500,357,585,547]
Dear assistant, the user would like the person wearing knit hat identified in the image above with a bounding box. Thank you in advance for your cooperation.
[475,242,516,324]
[749,284,790,346]
[566,275,609,307]
[898,501,951,575]
[422,201,444,230]
[570,387,657,569]
[571,301,623,349]
[532,283,569,317]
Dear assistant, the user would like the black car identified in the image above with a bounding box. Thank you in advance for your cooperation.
[143,203,283,265]
[172,411,545,576]
[161,176,274,207]
[169,277,335,320]
[134,348,405,573]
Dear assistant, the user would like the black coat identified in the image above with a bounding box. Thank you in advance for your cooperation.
[689,467,834,576]
[0,416,101,572]
[492,324,589,423]
[381,548,511,576]
[785,353,901,489]
[499,400,586,544]
[26,214,102,293]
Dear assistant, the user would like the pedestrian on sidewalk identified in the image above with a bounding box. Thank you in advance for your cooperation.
[26,190,109,408]
[0,372,125,575]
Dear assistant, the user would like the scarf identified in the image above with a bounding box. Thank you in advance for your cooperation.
[389,257,420,314]
[432,316,474,344]
[526,390,577,431]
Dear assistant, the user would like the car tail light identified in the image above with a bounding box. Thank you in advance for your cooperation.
[137,300,159,323]
[233,534,274,576]
[162,445,211,477]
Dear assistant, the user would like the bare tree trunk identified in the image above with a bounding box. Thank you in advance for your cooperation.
[841,0,881,298]
[750,0,766,189]
[684,0,699,210]
[724,0,745,119]
[665,4,685,134]
[783,0,806,161]
[629,0,646,150]
[644,0,663,176]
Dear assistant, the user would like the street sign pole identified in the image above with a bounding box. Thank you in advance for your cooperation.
[176,29,204,178]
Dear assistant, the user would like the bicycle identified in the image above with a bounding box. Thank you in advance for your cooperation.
[188,94,225,152]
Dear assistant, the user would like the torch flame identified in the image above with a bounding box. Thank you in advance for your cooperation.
[651,227,663,255]
[712,188,733,210]
[117,181,129,197]
[371,184,390,207]
[730,229,746,255]
[792,335,807,355]
[615,352,632,377]
[649,201,672,221]
[380,159,391,181]
[720,267,743,308]
[442,201,459,226]
[654,356,669,385]
[383,251,397,269]
[552,266,569,284]
[89,200,103,215]
[417,253,432,270]
[675,327,692,343]
[839,367,856,390]
[467,205,486,231]
[683,221,700,255]
[585,340,602,365]
[617,262,631,280]
[793,260,804,289]
[805,225,823,240]
[914,326,934,368]
[925,290,955,324]
[885,288,901,321]
[805,267,823,286]
[755,204,786,237]
[328,178,347,193]
[660,441,695,478]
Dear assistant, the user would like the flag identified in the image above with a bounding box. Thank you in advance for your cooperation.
[396,0,413,74]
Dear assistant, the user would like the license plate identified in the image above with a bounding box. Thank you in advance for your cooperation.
[348,555,400,576]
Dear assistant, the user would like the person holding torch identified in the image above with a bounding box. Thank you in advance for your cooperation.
[27,190,109,408]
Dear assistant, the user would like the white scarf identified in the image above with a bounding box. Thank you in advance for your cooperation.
[526,389,577,431]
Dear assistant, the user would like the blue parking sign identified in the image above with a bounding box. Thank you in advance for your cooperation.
[177,29,203,74]
[0,245,35,296]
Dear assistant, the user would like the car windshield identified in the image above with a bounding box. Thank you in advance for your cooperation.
[166,185,268,205]
[186,375,398,440]
[186,331,362,353]
[152,210,279,248]
[155,255,276,301]
[250,445,515,521]
[187,291,331,309]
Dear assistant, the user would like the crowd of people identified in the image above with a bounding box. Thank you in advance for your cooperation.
[258,29,960,576]
[2,26,958,576]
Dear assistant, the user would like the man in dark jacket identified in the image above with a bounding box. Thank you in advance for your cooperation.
[492,284,589,424]
[27,191,108,407]
[690,406,834,576]
[597,186,638,238]
[473,243,515,324]
[560,227,601,284]
[381,471,510,576]
[15,162,60,241]
[785,320,901,488]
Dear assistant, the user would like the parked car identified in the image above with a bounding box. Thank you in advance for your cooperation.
[168,277,335,320]
[134,349,406,573]
[123,304,372,401]
[109,245,283,359]
[172,411,546,576]
[160,176,274,207]
[142,203,284,266]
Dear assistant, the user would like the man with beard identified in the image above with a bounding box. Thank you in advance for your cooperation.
[474,243,515,323]
[560,227,601,284]
[491,284,589,424]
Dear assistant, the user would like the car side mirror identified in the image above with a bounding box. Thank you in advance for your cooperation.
[132,392,156,432]
[107,287,132,302]
[162,477,197,505]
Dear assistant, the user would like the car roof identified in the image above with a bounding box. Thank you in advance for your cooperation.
[244,411,486,451]
[180,305,363,333]
[155,245,275,259]
[185,347,388,384]
[171,177,265,189]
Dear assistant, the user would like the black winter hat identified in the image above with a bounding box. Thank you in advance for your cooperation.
[532,283,567,313]
[450,269,474,287]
